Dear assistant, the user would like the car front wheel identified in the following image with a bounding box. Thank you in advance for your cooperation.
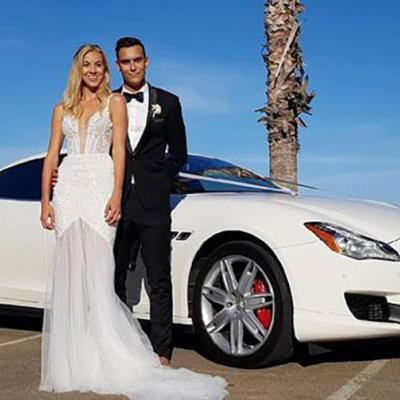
[192,240,293,368]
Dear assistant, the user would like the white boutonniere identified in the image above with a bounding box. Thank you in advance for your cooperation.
[151,104,162,119]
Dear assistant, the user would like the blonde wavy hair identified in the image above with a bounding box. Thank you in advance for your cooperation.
[63,44,111,117]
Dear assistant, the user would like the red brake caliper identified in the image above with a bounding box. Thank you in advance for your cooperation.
[253,279,272,329]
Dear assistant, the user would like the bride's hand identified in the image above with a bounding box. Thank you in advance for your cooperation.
[40,202,56,230]
[104,192,122,225]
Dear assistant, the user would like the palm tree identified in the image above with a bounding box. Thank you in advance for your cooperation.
[258,0,315,192]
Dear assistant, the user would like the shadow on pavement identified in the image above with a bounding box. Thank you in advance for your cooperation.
[294,339,400,367]
[0,314,43,332]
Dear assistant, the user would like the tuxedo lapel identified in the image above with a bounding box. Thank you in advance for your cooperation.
[133,84,158,156]
[145,83,158,129]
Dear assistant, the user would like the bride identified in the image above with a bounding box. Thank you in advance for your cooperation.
[39,43,227,400]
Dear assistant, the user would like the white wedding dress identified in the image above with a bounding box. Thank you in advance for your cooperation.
[39,96,228,400]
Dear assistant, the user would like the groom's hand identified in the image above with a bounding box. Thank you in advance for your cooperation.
[51,168,59,188]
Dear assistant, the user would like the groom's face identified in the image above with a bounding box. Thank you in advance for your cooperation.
[116,45,149,90]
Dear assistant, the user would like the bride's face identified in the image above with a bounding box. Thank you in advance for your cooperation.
[81,51,105,90]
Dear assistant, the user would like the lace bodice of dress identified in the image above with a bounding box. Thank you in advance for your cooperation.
[62,98,113,155]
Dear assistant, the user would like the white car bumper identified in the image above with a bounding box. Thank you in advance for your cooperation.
[276,239,400,342]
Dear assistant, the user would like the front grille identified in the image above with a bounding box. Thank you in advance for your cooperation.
[345,293,390,322]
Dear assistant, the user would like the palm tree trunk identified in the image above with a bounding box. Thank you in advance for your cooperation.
[258,0,314,192]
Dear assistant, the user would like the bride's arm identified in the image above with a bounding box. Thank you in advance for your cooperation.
[106,94,127,224]
[40,103,64,230]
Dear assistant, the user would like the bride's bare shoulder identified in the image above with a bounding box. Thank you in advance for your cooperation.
[109,93,126,107]
[52,103,64,121]
[108,94,126,119]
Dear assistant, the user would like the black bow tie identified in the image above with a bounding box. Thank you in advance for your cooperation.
[123,91,144,103]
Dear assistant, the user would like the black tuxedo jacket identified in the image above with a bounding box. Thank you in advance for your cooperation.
[115,84,187,211]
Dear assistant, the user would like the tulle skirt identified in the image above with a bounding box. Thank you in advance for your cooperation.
[40,156,228,399]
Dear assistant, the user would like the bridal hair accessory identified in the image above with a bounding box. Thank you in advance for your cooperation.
[151,104,162,118]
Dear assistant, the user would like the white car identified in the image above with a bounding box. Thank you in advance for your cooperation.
[1,153,400,368]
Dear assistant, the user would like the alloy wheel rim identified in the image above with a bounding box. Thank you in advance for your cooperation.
[201,255,275,356]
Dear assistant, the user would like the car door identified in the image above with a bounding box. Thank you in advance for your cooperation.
[0,156,50,308]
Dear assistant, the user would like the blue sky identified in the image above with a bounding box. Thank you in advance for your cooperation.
[1,1,399,204]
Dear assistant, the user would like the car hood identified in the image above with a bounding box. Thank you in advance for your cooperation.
[269,195,400,242]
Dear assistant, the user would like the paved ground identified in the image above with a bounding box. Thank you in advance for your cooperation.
[1,315,400,400]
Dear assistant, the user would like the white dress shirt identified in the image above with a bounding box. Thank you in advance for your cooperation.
[122,83,149,183]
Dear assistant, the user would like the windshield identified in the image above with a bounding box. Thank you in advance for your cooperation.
[174,155,286,194]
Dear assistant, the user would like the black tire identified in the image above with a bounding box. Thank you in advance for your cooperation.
[192,240,294,368]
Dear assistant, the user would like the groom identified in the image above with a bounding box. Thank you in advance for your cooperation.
[113,37,187,367]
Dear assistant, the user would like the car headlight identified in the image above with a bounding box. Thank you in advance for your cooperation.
[304,222,400,261]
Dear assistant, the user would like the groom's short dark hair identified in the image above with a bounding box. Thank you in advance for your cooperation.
[115,37,146,58]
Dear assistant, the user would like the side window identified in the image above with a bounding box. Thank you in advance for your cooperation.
[0,158,44,201]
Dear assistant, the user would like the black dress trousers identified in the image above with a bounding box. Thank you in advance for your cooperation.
[113,185,173,359]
